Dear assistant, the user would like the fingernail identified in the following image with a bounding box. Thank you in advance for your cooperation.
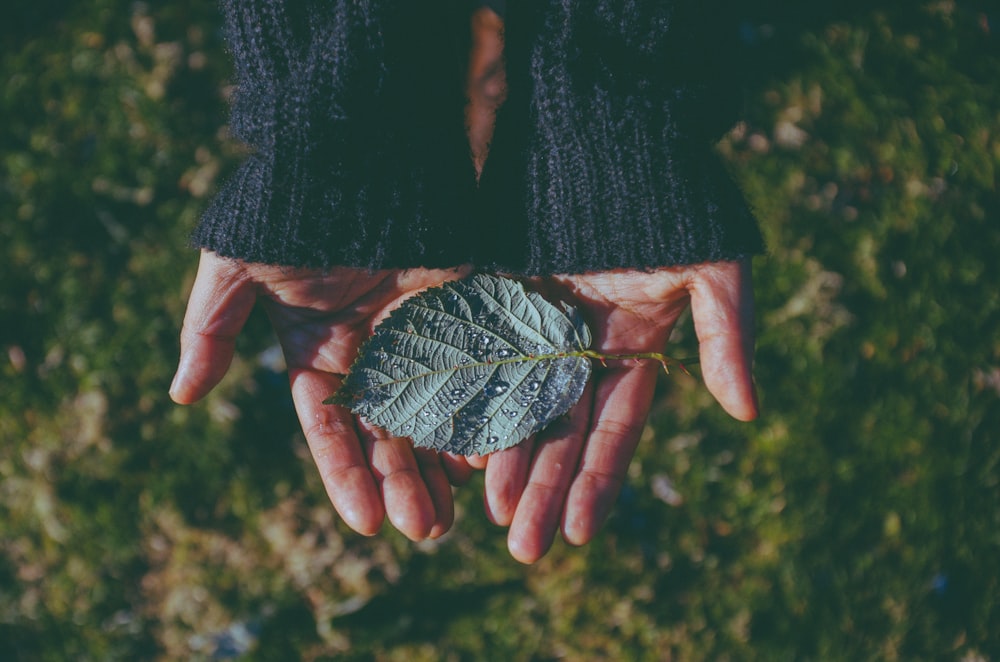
[168,359,186,400]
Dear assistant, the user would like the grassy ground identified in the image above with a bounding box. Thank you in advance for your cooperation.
[2,1,998,659]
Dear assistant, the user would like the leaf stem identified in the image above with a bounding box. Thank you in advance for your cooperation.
[578,349,698,375]
[324,348,698,405]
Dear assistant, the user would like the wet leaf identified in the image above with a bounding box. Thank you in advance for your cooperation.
[327,274,592,455]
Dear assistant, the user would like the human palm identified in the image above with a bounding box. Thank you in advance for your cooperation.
[172,253,757,559]
[478,261,758,563]
[170,250,474,540]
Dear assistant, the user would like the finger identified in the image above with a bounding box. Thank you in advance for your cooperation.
[562,363,659,546]
[413,448,456,538]
[170,251,257,404]
[506,382,593,564]
[290,369,385,536]
[689,260,759,421]
[368,436,439,541]
[362,425,455,538]
[483,438,536,526]
[464,454,490,470]
[441,452,477,486]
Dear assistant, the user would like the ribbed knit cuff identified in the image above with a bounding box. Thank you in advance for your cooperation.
[475,0,764,275]
[192,0,478,271]
[195,0,763,275]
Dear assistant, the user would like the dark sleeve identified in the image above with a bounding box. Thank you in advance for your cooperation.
[476,0,764,274]
[192,0,478,271]
[194,0,763,275]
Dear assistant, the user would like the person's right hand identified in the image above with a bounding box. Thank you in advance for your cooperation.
[171,250,475,541]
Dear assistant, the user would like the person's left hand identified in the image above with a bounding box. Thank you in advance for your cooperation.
[473,260,759,563]
[171,250,475,540]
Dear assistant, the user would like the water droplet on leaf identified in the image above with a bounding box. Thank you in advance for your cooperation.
[485,382,509,397]
[328,274,593,455]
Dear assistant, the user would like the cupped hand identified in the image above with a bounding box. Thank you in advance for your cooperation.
[479,260,759,563]
[170,250,475,540]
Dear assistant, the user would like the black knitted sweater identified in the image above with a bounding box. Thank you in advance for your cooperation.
[193,0,764,275]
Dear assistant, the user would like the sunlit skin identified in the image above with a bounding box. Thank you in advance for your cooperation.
[465,8,758,563]
[466,7,507,178]
[477,264,758,563]
[171,7,758,561]
[171,256,477,540]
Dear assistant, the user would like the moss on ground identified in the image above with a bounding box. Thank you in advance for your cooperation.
[2,1,998,659]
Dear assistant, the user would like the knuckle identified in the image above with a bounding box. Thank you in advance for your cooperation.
[592,417,643,443]
[303,414,353,444]
[578,466,624,495]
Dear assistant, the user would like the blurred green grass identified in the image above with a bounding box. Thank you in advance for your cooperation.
[2,1,998,659]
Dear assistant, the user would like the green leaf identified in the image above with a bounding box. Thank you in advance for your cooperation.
[327,274,593,455]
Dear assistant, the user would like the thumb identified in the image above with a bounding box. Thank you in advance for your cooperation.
[688,259,759,421]
[170,251,257,404]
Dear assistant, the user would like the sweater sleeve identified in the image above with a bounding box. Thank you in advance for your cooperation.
[192,0,478,271]
[194,0,763,275]
[476,0,764,274]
